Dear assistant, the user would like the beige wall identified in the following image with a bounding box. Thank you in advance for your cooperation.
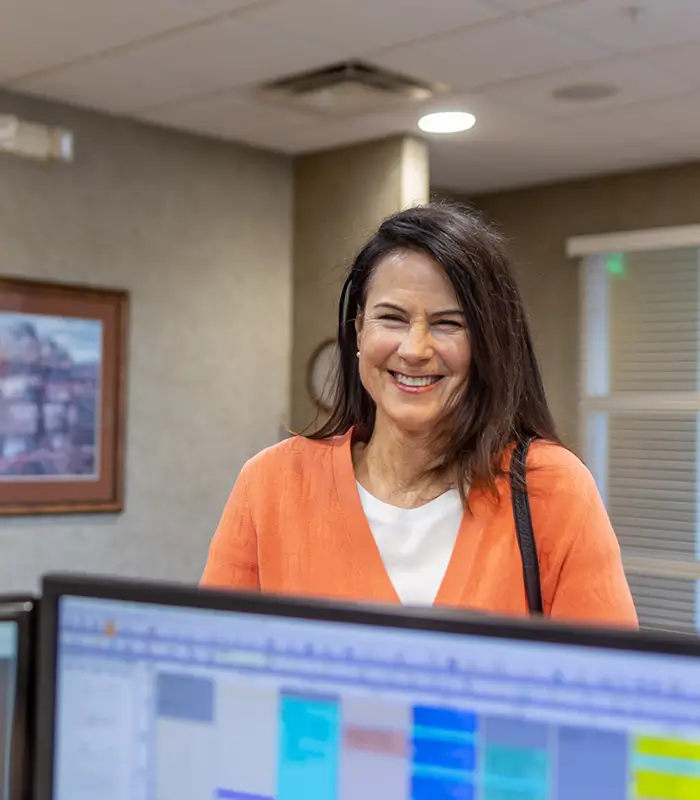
[292,136,429,431]
[0,90,292,591]
[456,161,700,448]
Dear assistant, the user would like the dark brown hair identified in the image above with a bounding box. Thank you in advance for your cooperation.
[307,202,560,496]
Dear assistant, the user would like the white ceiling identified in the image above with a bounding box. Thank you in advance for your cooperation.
[3,0,700,193]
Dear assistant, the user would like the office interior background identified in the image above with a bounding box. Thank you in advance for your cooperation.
[1,0,700,632]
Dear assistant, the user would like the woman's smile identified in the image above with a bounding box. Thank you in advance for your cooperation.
[388,371,444,393]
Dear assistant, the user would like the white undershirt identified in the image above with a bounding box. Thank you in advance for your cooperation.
[356,482,463,606]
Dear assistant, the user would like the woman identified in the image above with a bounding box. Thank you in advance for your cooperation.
[201,203,637,626]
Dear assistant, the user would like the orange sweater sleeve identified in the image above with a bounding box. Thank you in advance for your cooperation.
[547,472,638,628]
[200,468,260,591]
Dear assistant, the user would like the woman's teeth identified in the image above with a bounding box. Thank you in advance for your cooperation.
[392,373,441,387]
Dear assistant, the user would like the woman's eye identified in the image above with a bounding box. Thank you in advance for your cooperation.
[379,314,405,323]
[435,320,462,329]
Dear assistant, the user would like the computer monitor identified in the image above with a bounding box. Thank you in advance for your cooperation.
[0,597,35,800]
[35,574,700,800]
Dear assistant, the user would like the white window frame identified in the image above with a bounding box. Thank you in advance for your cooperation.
[567,225,700,616]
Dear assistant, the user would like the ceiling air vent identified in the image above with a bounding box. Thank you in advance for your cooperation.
[257,61,441,116]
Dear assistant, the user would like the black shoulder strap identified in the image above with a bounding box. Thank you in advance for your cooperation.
[510,437,544,615]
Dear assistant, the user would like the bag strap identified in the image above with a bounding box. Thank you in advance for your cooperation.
[510,437,544,615]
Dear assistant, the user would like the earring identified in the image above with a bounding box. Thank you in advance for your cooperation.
[356,351,360,358]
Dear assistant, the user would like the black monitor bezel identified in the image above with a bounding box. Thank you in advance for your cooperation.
[34,572,700,800]
[0,596,36,800]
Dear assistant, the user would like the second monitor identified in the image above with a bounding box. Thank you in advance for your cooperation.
[0,596,35,800]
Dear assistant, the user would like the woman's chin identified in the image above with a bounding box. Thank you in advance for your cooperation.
[382,408,440,437]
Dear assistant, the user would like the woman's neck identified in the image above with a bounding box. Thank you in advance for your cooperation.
[353,422,451,509]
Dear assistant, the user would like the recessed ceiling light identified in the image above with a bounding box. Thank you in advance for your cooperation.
[552,82,619,102]
[418,111,476,134]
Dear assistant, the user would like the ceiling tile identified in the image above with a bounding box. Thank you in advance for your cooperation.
[646,40,700,89]
[10,55,211,115]
[0,0,259,81]
[103,15,343,93]
[484,57,692,117]
[142,89,319,142]
[371,14,610,92]
[240,0,505,54]
[539,0,700,54]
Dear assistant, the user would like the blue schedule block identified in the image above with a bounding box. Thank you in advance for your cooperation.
[277,694,340,800]
[411,775,475,800]
[556,727,628,800]
[413,706,478,733]
[413,737,476,772]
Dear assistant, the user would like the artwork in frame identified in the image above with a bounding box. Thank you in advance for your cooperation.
[0,277,128,515]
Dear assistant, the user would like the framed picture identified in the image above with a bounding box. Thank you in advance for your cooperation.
[0,277,128,515]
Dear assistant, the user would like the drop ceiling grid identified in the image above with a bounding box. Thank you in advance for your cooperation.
[2,0,700,193]
[2,0,529,146]
[369,14,613,92]
[228,0,508,53]
[9,15,344,99]
[537,0,700,54]
[7,53,219,116]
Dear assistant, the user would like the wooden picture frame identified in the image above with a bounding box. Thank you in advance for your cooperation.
[0,277,128,515]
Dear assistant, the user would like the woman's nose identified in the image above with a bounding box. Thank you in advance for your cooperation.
[397,323,433,362]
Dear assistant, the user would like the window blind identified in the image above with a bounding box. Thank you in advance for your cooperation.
[581,245,700,633]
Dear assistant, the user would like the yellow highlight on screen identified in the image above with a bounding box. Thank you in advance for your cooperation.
[635,770,700,800]
[636,737,700,762]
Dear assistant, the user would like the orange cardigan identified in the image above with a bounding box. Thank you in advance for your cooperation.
[201,431,638,626]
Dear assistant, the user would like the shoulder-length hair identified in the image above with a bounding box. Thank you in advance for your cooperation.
[307,202,560,496]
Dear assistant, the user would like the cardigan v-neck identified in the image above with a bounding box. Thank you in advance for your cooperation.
[356,480,462,605]
[330,430,483,607]
[201,429,638,627]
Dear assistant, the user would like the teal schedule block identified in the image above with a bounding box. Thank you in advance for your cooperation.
[277,693,341,800]
[482,744,549,800]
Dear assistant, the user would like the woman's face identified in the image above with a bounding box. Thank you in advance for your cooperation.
[356,250,471,436]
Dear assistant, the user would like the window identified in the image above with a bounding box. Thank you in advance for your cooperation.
[570,226,700,633]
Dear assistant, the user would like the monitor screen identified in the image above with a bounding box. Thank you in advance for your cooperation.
[0,620,18,800]
[53,595,700,800]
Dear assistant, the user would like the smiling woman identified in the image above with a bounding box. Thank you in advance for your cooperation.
[201,203,638,628]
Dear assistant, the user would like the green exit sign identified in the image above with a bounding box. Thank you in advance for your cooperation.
[606,252,626,276]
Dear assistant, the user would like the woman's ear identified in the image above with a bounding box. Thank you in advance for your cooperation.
[354,309,363,349]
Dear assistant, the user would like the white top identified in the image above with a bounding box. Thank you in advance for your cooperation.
[356,482,463,606]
